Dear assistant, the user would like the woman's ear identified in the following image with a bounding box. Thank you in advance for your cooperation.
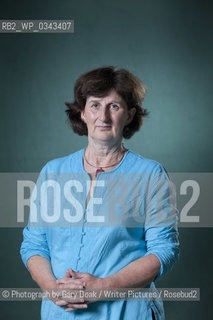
[80,110,86,123]
[125,107,136,125]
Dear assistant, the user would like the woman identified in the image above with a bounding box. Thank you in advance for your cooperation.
[20,66,179,319]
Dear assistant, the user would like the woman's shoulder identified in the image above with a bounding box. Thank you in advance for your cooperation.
[126,149,166,174]
[40,148,83,173]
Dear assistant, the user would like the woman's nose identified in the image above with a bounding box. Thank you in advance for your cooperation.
[99,106,110,121]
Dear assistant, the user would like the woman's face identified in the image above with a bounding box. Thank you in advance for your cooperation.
[81,89,136,143]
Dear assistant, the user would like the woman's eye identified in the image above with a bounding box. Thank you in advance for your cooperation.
[92,103,99,109]
[111,104,119,110]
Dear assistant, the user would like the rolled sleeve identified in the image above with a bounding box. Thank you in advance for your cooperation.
[20,164,50,271]
[20,226,50,271]
[144,226,180,281]
[144,164,180,281]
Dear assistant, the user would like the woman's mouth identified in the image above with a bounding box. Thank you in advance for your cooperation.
[97,126,111,129]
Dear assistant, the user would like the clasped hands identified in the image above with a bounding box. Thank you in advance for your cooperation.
[53,268,104,312]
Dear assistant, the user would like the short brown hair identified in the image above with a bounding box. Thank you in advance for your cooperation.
[65,66,148,139]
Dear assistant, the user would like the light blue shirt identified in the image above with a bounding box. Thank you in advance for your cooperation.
[20,148,180,319]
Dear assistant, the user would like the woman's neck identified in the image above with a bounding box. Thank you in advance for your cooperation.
[85,139,127,168]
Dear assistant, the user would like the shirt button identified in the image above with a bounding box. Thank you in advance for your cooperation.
[84,219,87,223]
[80,244,84,248]
[77,256,81,260]
[82,232,86,235]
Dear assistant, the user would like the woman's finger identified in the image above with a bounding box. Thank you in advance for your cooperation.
[66,303,88,310]
[56,277,68,284]
[57,280,83,287]
[56,278,83,286]
[56,295,85,304]
[55,300,67,306]
[56,277,82,284]
[57,282,84,289]
[65,308,74,312]
[68,269,85,280]
[66,268,73,277]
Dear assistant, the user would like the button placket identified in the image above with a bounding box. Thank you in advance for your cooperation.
[76,173,103,272]
[75,204,88,271]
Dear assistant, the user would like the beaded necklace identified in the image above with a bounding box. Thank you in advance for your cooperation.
[83,145,127,177]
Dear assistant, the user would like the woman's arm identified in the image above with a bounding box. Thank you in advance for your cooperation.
[27,255,57,289]
[57,253,160,291]
[27,255,85,289]
[102,254,160,288]
[27,255,87,310]
[26,255,59,305]
[27,254,157,300]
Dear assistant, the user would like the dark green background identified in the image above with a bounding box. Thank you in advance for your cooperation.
[0,0,212,319]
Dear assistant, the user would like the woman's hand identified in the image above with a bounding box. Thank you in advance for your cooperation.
[56,269,85,289]
[56,268,104,312]
[57,268,103,289]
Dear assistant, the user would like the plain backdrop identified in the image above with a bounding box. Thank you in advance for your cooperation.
[0,0,212,318]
